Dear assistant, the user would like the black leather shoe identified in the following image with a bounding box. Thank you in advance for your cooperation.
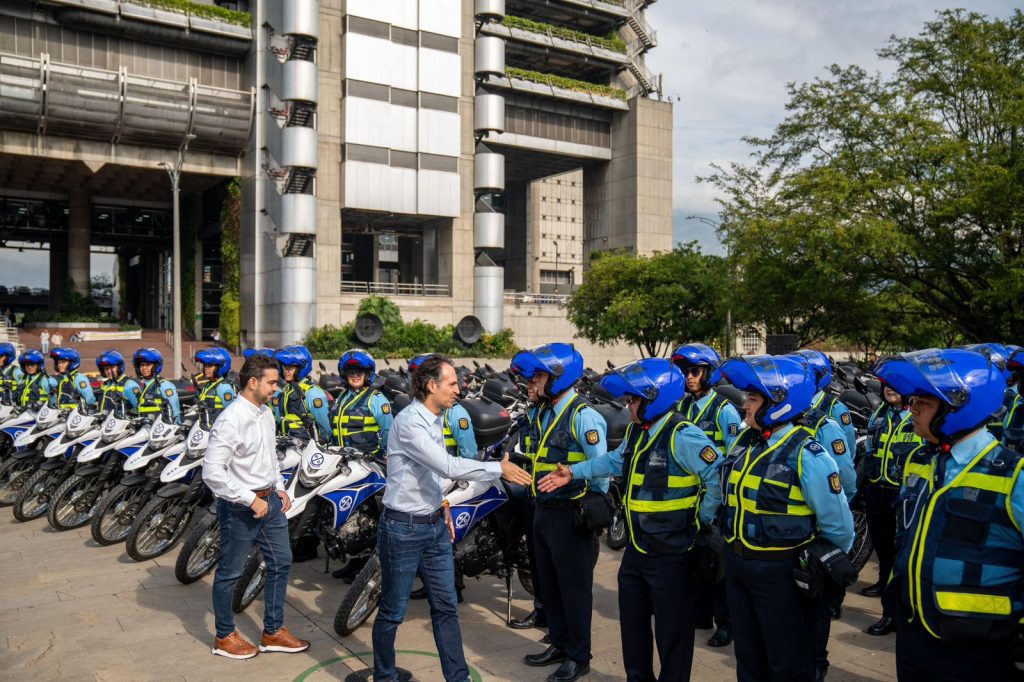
[330,556,368,583]
[707,626,733,647]
[866,616,896,636]
[541,634,551,645]
[510,609,548,629]
[524,645,566,667]
[547,660,589,682]
[409,586,428,600]
[859,582,884,598]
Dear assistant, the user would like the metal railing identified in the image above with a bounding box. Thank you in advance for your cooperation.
[504,292,572,307]
[340,281,451,297]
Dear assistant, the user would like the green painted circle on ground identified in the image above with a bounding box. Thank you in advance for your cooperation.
[294,650,484,681]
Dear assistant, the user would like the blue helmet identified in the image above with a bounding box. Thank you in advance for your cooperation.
[873,348,1005,445]
[50,347,81,373]
[19,349,45,371]
[962,343,1013,382]
[511,343,584,397]
[1007,346,1024,379]
[132,348,164,376]
[719,355,816,428]
[242,347,276,359]
[407,353,437,374]
[601,358,685,423]
[0,342,16,366]
[793,349,832,392]
[195,347,232,378]
[274,345,312,380]
[96,350,126,375]
[339,348,377,384]
[671,343,723,388]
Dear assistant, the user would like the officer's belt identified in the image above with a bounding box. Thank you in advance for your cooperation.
[730,541,801,561]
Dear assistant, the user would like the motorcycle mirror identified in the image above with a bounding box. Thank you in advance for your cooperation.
[607,360,615,370]
[473,360,480,368]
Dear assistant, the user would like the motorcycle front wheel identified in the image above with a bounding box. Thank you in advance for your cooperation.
[231,548,266,613]
[175,514,220,585]
[90,484,146,546]
[126,496,195,562]
[334,552,382,636]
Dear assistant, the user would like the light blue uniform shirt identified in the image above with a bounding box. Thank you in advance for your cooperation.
[383,399,502,515]
[814,390,857,458]
[527,388,609,493]
[70,371,97,408]
[815,415,857,501]
[446,402,478,460]
[571,412,724,525]
[274,381,332,441]
[681,389,743,452]
[864,405,912,456]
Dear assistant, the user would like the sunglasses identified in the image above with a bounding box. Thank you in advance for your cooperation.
[683,366,704,378]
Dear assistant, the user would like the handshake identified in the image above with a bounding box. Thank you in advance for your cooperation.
[498,452,533,486]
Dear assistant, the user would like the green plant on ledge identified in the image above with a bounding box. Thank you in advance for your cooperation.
[505,67,627,101]
[127,0,251,27]
[503,15,627,53]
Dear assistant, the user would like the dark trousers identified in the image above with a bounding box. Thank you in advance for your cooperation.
[618,546,697,682]
[533,504,595,664]
[694,579,731,628]
[724,549,817,682]
[864,483,899,616]
[509,483,544,613]
[895,607,1019,681]
[814,581,845,674]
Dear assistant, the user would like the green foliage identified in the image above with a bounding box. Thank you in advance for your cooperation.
[702,9,1024,345]
[304,299,519,359]
[567,244,729,357]
[219,179,241,348]
[503,15,626,53]
[219,291,240,352]
[130,0,251,26]
[506,67,627,101]
[62,279,102,318]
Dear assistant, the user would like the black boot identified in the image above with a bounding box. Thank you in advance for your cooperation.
[510,609,548,629]
[707,626,733,647]
[547,659,589,682]
[866,616,896,636]
[859,582,884,598]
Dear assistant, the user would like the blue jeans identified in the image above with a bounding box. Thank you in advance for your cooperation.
[372,512,468,682]
[212,492,292,638]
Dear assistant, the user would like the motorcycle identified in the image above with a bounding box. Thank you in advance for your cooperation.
[0,404,66,506]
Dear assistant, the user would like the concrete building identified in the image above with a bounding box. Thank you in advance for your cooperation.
[0,0,672,356]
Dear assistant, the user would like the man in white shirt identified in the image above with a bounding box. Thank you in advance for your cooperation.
[202,353,310,660]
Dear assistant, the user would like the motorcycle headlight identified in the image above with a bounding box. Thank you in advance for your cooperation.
[298,469,327,488]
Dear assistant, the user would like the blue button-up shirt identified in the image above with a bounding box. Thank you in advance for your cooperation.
[383,398,503,515]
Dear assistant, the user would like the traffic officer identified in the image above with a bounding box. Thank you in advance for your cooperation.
[1004,346,1024,452]
[874,348,1023,681]
[242,347,276,359]
[513,343,608,682]
[194,347,235,419]
[331,349,393,456]
[539,358,724,681]
[860,376,923,636]
[671,342,742,648]
[409,353,477,460]
[49,348,96,410]
[0,343,23,404]
[962,343,1017,440]
[795,349,857,455]
[132,348,181,423]
[95,351,140,414]
[15,349,56,407]
[272,345,330,442]
[718,354,855,682]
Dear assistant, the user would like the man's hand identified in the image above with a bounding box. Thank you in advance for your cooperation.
[250,496,269,519]
[278,490,291,513]
[500,452,532,486]
[443,503,455,543]
[537,463,573,493]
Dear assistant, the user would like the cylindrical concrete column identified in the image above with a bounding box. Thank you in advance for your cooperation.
[67,187,91,295]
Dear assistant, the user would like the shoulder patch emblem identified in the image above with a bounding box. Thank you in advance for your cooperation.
[79,380,88,389]
[224,392,233,401]
[831,439,847,456]
[458,417,469,430]
[699,446,718,464]
[807,441,824,455]
[585,429,600,446]
[272,397,280,406]
[728,423,738,436]
[132,387,141,396]
[312,397,324,409]
[828,472,842,494]
[841,412,851,425]
[381,403,391,414]
[164,388,174,397]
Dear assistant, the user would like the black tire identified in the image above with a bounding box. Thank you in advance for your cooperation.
[175,515,220,585]
[231,548,265,614]
[126,496,195,562]
[48,474,100,530]
[605,506,628,551]
[12,468,58,522]
[0,457,38,507]
[90,484,146,546]
[334,552,382,636]
[848,509,873,573]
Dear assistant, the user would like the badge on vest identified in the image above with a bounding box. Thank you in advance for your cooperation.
[585,429,600,445]
[382,403,391,414]
[841,412,851,425]
[828,472,842,494]
[699,446,718,464]
[313,397,324,409]
[728,423,738,436]
[831,439,847,456]
[458,417,469,430]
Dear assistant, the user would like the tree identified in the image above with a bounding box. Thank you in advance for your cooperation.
[567,244,728,357]
[703,10,1024,344]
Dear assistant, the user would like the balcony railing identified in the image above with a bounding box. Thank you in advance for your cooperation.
[340,281,451,297]
[504,292,572,306]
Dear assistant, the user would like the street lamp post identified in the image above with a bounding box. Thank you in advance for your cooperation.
[685,214,732,357]
[160,134,195,380]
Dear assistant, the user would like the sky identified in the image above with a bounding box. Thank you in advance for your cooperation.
[646,0,1018,253]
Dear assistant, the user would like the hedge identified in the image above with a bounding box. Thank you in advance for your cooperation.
[129,0,250,27]
[503,15,626,53]
[505,67,627,101]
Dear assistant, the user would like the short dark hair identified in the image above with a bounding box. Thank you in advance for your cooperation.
[239,353,278,389]
[412,355,453,401]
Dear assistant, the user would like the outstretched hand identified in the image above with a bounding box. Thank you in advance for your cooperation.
[500,452,533,486]
[537,463,573,493]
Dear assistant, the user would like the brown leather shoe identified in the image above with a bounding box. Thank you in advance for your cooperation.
[212,631,258,660]
[259,626,310,653]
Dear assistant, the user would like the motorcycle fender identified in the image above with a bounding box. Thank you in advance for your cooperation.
[40,458,66,471]
[12,448,39,460]
[156,483,190,499]
[75,463,104,477]
[119,471,150,487]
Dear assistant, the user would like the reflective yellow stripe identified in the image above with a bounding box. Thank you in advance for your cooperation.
[629,473,699,488]
[530,395,583,495]
[623,414,682,554]
[958,472,1015,495]
[935,591,1012,616]
[534,453,587,472]
[629,497,698,513]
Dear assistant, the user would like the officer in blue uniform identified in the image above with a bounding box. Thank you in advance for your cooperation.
[95,351,140,414]
[860,378,923,636]
[49,348,96,410]
[1005,347,1024,452]
[409,353,475,459]
[671,342,742,648]
[514,343,608,682]
[540,358,724,681]
[15,349,57,407]
[875,348,1024,681]
[963,343,1017,441]
[132,348,181,423]
[272,345,331,442]
[0,343,24,404]
[718,354,855,682]
[796,349,857,455]
[242,347,276,359]
[331,349,393,456]
[193,347,235,419]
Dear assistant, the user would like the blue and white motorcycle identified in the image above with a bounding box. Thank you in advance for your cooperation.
[0,404,66,506]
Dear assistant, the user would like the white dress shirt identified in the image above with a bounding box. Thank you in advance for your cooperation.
[382,399,502,515]
[203,394,283,506]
